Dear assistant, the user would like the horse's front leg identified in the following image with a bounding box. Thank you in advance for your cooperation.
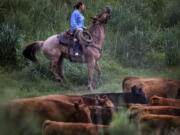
[87,58,96,90]
[95,61,101,80]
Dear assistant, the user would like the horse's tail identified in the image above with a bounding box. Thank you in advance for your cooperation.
[22,41,44,63]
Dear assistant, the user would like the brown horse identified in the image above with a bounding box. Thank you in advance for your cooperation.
[23,7,111,90]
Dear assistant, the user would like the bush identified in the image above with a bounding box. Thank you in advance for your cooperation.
[0,0,180,69]
[163,27,180,65]
[110,30,151,68]
[0,24,21,67]
[110,111,139,135]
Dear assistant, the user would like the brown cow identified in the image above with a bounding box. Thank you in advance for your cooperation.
[43,120,110,135]
[34,94,114,107]
[150,95,180,107]
[122,76,180,100]
[129,105,180,120]
[4,97,92,126]
[140,114,180,135]
[89,106,116,125]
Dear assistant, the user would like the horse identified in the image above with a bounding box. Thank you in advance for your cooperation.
[23,7,111,90]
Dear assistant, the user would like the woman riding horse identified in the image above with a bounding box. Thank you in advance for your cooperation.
[70,2,86,56]
[23,7,111,90]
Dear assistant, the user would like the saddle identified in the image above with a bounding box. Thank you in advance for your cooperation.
[57,30,95,59]
[58,30,93,47]
[57,30,75,47]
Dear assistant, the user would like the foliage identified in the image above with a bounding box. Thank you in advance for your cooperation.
[0,24,22,67]
[110,111,139,135]
[107,0,180,67]
[0,1,179,135]
[163,27,180,65]
[0,0,179,70]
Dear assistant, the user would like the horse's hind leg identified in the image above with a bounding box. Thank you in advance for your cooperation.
[95,61,101,79]
[49,58,63,82]
[58,56,67,83]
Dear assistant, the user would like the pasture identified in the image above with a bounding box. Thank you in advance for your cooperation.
[0,0,180,135]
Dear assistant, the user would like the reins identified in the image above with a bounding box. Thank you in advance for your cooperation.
[85,44,102,53]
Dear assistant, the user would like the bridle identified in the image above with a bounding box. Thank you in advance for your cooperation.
[84,12,110,53]
[85,44,102,53]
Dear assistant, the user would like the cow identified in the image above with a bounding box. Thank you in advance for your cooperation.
[42,120,110,135]
[84,86,148,107]
[129,105,180,120]
[2,97,92,135]
[34,94,114,107]
[150,95,180,107]
[4,98,92,125]
[89,106,116,125]
[140,114,180,135]
[35,94,115,125]
[122,76,180,100]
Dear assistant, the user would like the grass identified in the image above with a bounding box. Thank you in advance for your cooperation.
[0,0,180,134]
[0,58,179,100]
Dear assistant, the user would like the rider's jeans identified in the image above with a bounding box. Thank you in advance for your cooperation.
[73,40,80,54]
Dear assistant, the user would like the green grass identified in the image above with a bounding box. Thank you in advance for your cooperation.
[0,58,179,100]
[0,0,180,134]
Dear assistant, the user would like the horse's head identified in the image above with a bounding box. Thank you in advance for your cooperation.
[91,6,112,25]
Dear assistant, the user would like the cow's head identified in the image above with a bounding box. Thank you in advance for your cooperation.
[89,106,115,125]
[72,101,92,123]
[91,6,112,25]
[149,95,162,105]
[131,85,145,97]
[95,95,114,107]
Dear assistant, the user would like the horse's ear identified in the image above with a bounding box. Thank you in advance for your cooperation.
[90,16,97,20]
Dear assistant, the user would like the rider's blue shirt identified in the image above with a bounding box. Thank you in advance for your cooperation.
[70,9,85,32]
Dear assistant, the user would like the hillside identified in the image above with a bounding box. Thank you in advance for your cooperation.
[0,0,179,97]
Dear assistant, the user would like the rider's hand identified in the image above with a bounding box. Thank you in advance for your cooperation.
[76,28,83,32]
[83,27,88,31]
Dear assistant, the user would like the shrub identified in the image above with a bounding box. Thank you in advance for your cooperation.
[163,27,180,65]
[115,30,151,67]
[110,111,139,135]
[0,24,21,67]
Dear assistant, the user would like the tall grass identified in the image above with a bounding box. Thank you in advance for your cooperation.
[0,24,22,67]
[110,111,139,135]
[0,0,179,92]
[0,0,179,69]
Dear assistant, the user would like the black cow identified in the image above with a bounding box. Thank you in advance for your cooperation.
[84,86,148,107]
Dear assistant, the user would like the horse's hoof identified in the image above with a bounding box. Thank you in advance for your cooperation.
[63,79,68,84]
[55,77,63,82]
[87,86,93,91]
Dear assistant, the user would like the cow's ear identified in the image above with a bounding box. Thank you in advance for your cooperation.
[95,96,101,100]
[74,103,80,111]
[78,99,84,104]
[95,96,100,105]
[102,95,108,100]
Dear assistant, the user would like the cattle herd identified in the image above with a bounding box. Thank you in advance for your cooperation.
[0,76,180,135]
